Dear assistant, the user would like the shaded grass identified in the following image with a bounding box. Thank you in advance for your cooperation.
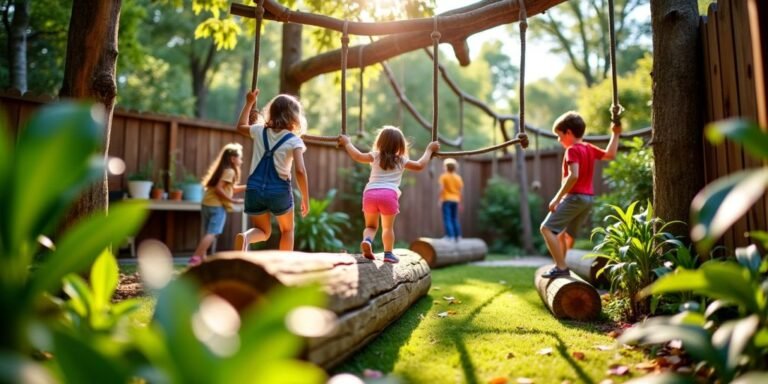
[333,265,644,384]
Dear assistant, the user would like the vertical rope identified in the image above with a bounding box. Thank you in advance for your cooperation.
[358,45,365,137]
[249,0,265,124]
[517,0,529,148]
[607,0,624,123]
[458,96,464,149]
[431,17,441,143]
[340,21,349,135]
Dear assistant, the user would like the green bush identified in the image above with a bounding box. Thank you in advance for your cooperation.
[478,177,545,254]
[592,136,653,226]
[294,189,350,252]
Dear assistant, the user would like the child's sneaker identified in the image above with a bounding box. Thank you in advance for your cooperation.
[188,255,204,266]
[541,266,570,278]
[383,251,399,264]
[360,238,375,260]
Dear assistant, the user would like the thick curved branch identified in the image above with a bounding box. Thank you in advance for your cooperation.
[231,0,569,86]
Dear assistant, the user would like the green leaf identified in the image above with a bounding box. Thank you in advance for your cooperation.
[91,250,119,313]
[10,103,105,254]
[712,315,760,372]
[53,331,128,384]
[624,373,698,384]
[705,118,768,159]
[735,245,762,275]
[619,319,721,372]
[0,352,56,384]
[111,299,142,318]
[690,169,768,255]
[28,201,148,301]
[62,274,93,318]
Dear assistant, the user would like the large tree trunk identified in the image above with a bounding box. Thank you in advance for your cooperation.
[8,0,29,93]
[59,0,121,220]
[280,23,302,96]
[650,0,705,237]
[190,43,215,118]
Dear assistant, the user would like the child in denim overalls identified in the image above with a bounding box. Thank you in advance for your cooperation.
[234,89,310,251]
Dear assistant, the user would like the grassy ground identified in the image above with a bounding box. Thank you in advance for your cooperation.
[332,264,644,384]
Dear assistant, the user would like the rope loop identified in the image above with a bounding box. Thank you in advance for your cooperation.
[255,0,265,18]
[610,104,624,124]
[516,132,529,149]
[341,21,350,45]
[431,17,441,42]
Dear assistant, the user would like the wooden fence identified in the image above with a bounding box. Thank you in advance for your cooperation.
[2,92,609,255]
[701,0,768,251]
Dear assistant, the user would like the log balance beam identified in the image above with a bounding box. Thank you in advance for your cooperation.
[534,264,602,321]
[409,237,487,268]
[183,249,431,369]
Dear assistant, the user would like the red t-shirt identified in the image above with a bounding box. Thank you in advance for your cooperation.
[562,142,606,195]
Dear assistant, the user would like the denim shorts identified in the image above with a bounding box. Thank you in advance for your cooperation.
[541,194,594,237]
[201,205,227,235]
[362,188,400,215]
[245,188,294,216]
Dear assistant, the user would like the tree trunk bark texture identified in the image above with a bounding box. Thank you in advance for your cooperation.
[280,23,303,96]
[9,0,29,93]
[59,0,121,220]
[650,0,705,235]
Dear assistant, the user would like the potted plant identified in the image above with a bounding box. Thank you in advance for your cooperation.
[167,158,183,201]
[181,169,203,202]
[151,169,165,200]
[127,159,154,199]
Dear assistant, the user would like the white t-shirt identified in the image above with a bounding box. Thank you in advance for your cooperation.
[364,151,408,196]
[249,124,306,181]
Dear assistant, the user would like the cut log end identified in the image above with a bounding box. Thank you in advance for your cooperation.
[534,265,602,321]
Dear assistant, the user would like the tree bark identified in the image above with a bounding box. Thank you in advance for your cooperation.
[8,0,29,93]
[280,22,302,96]
[650,0,704,236]
[59,0,121,220]
[190,42,215,118]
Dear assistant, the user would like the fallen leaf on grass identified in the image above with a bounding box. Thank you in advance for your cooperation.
[571,351,585,361]
[418,313,425,320]
[537,348,553,355]
[595,345,614,351]
[506,352,515,359]
[363,369,383,379]
[634,361,657,371]
[443,296,455,301]
[437,310,458,318]
[606,364,629,376]
[488,377,508,384]
[516,378,534,384]
[433,287,441,290]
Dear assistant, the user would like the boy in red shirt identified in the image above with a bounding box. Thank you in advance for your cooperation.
[541,111,621,278]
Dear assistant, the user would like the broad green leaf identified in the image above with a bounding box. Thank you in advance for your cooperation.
[690,169,768,255]
[62,274,93,318]
[28,201,148,301]
[53,331,128,384]
[735,245,762,275]
[222,360,325,384]
[711,315,760,371]
[91,250,119,312]
[705,119,768,159]
[111,299,141,317]
[11,103,105,254]
[619,321,721,372]
[0,352,56,384]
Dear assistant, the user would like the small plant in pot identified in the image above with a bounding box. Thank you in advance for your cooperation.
[181,169,203,202]
[151,169,166,200]
[167,157,183,201]
[126,159,154,199]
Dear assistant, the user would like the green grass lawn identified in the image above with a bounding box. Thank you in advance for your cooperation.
[332,264,645,384]
[123,260,645,383]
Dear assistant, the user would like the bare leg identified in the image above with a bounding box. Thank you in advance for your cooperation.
[275,209,295,251]
[235,214,272,251]
[380,214,397,252]
[193,233,216,257]
[541,225,567,270]
[363,211,379,245]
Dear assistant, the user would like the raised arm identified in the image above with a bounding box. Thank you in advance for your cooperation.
[339,135,374,163]
[236,90,260,137]
[602,121,622,160]
[405,141,440,171]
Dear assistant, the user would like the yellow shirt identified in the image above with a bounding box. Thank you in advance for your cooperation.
[439,172,463,202]
[202,168,236,211]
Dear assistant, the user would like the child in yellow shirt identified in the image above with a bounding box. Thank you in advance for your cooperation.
[439,158,463,241]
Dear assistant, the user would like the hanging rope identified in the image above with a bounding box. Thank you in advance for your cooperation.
[607,0,624,123]
[458,96,464,149]
[248,0,266,124]
[430,16,440,143]
[515,0,529,149]
[301,21,350,143]
[358,44,364,137]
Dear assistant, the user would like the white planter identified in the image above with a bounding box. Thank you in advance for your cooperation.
[127,180,153,199]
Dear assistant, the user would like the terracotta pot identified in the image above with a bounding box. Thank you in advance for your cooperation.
[169,190,183,201]
[150,188,164,200]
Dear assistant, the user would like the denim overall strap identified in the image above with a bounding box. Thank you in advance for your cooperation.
[269,131,295,152]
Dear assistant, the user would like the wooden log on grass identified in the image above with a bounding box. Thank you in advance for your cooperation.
[534,264,602,321]
[409,237,487,268]
[183,249,431,369]
[565,249,609,287]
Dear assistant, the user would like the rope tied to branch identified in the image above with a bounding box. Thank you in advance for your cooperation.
[358,44,365,137]
[340,21,349,136]
[248,0,266,124]
[431,16,440,143]
[516,0,529,149]
[607,0,623,124]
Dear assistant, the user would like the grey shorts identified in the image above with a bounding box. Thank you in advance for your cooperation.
[541,194,594,237]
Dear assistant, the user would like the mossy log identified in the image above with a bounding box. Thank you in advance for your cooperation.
[409,237,487,268]
[534,264,602,321]
[565,249,608,287]
[183,249,431,369]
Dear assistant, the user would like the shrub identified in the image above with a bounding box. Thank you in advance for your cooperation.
[294,189,350,252]
[478,177,545,254]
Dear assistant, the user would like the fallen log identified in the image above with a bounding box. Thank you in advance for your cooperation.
[565,249,609,287]
[409,237,487,268]
[534,264,602,321]
[183,249,431,369]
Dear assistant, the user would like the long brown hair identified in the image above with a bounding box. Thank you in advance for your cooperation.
[202,143,243,188]
[374,126,407,170]
[262,94,307,135]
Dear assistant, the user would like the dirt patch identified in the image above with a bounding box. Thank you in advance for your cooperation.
[114,272,144,301]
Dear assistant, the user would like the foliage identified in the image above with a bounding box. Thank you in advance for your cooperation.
[128,158,155,181]
[589,201,685,320]
[294,189,350,252]
[337,162,370,247]
[478,177,545,254]
[619,119,768,383]
[0,103,328,383]
[593,136,654,225]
